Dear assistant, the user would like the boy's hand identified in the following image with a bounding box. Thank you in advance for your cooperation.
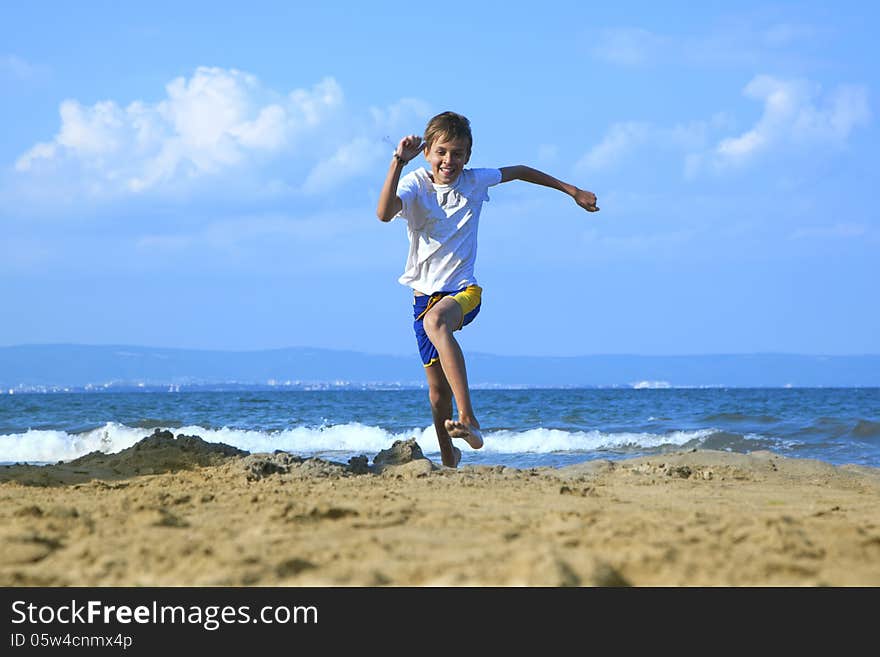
[574,188,599,212]
[396,134,425,163]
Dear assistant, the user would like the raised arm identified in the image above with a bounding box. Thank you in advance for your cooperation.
[499,165,599,212]
[376,134,424,222]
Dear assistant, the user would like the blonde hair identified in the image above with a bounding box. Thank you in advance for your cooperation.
[424,111,472,153]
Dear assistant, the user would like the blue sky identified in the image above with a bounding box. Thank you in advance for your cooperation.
[2,1,877,357]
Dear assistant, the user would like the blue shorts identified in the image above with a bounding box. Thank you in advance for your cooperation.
[413,285,482,367]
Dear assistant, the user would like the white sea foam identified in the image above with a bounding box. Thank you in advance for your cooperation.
[478,428,717,453]
[631,380,672,389]
[0,423,149,464]
[0,422,722,464]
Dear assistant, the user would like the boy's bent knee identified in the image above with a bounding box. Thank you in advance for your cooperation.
[423,304,462,339]
[422,313,449,339]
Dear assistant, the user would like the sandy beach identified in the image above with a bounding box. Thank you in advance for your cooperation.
[1,429,879,587]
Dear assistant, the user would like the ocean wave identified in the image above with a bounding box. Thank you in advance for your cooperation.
[0,423,147,464]
[478,428,721,453]
[791,418,880,441]
[695,430,780,452]
[852,420,880,439]
[702,413,781,424]
[133,418,184,429]
[0,422,768,464]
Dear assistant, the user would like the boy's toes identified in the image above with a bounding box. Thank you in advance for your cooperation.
[444,419,464,436]
[445,420,484,449]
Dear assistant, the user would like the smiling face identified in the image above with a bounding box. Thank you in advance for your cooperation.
[424,135,471,185]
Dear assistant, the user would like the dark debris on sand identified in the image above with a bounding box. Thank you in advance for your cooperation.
[1,431,445,487]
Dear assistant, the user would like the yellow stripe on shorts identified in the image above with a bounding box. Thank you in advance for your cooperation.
[452,285,482,330]
[452,285,482,316]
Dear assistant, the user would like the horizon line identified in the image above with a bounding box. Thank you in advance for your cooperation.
[2,342,879,359]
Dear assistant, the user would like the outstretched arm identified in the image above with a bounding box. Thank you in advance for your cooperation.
[376,134,424,222]
[499,165,599,212]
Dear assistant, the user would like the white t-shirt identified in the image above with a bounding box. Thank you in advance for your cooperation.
[395,166,503,295]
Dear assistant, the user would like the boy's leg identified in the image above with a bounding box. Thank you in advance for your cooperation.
[424,362,461,468]
[422,296,483,449]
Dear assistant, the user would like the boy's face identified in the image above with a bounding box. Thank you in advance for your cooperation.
[424,135,471,185]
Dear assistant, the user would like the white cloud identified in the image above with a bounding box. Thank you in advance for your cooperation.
[369,97,432,135]
[303,137,380,194]
[576,76,869,178]
[303,97,432,194]
[0,54,38,79]
[575,122,651,172]
[591,28,668,66]
[13,68,431,202]
[14,68,345,194]
[713,75,870,168]
[761,23,818,48]
[592,21,823,69]
[575,118,721,174]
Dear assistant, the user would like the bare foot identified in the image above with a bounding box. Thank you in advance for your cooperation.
[444,420,484,449]
[453,446,462,467]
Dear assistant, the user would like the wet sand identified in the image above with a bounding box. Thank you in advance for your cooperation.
[2,430,879,586]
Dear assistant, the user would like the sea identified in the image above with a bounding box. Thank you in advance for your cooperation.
[1,387,879,469]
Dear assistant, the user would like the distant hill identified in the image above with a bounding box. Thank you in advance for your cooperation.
[1,344,878,390]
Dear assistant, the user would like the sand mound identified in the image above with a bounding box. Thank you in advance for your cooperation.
[0,429,248,486]
[2,435,880,585]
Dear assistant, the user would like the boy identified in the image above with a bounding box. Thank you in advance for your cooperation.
[376,111,599,468]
